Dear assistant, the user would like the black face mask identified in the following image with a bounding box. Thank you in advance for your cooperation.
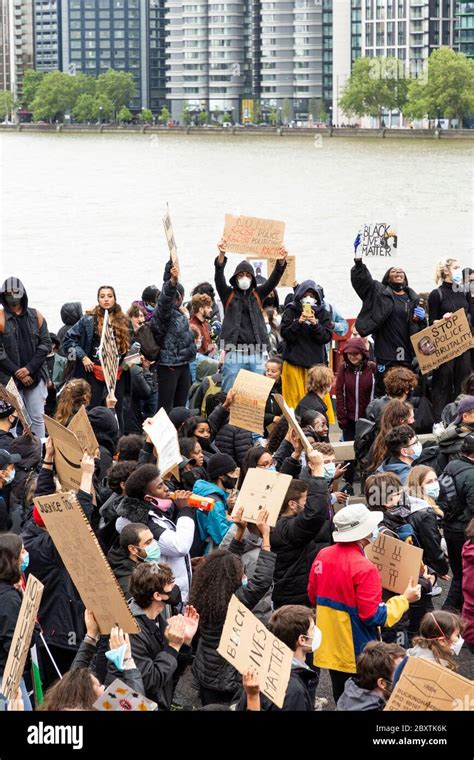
[389,281,406,293]
[221,475,237,490]
[197,435,214,453]
[161,584,182,608]
[181,467,205,490]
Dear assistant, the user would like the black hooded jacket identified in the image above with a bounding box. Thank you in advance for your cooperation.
[280,280,333,368]
[57,302,83,357]
[215,257,286,348]
[351,261,426,363]
[0,278,52,385]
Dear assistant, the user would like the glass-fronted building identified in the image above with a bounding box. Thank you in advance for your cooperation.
[456,0,474,57]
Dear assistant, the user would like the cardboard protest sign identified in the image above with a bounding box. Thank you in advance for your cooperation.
[224,214,285,258]
[1,575,44,701]
[274,393,313,455]
[365,532,423,595]
[93,679,158,712]
[163,205,180,276]
[34,492,139,634]
[217,595,292,708]
[67,405,99,456]
[98,310,120,397]
[247,256,296,287]
[360,222,398,257]
[0,378,32,434]
[44,415,84,491]
[385,656,474,711]
[232,467,292,528]
[229,369,275,435]
[411,308,474,375]
[143,407,181,479]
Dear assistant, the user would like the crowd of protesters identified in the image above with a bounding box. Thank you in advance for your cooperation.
[0,238,473,712]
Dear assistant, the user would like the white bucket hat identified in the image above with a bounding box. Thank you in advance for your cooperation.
[332,503,383,543]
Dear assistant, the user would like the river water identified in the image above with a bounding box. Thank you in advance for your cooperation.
[1,132,472,330]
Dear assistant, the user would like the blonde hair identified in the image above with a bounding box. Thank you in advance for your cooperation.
[407,465,444,518]
[435,258,458,285]
[55,380,91,427]
[307,365,334,396]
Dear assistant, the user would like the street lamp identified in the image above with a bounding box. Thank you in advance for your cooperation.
[99,106,103,125]
[328,106,333,126]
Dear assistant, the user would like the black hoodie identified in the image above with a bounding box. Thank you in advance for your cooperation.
[57,302,83,357]
[214,256,287,348]
[0,278,52,385]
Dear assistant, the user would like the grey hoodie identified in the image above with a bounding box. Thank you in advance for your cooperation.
[336,677,386,711]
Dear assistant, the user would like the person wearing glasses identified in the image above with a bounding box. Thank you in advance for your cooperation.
[376,425,422,485]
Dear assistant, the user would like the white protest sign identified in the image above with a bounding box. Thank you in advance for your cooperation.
[360,222,398,257]
[143,407,181,479]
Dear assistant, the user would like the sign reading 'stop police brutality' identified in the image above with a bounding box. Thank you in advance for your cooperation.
[360,222,398,257]
[411,308,474,375]
[98,310,120,396]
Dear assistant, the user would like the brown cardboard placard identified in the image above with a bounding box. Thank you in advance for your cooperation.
[0,379,32,434]
[247,256,295,288]
[98,310,120,397]
[217,595,292,708]
[410,308,474,375]
[34,492,139,634]
[224,214,285,258]
[229,369,275,435]
[68,405,99,456]
[384,656,474,711]
[143,407,181,479]
[232,467,292,528]
[1,575,44,701]
[163,205,180,276]
[44,415,84,492]
[360,222,398,257]
[365,532,423,595]
[93,678,158,712]
[274,393,313,455]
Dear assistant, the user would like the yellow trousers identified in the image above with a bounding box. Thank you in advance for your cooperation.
[281,361,335,424]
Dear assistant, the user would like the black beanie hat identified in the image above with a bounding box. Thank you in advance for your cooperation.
[207,453,237,482]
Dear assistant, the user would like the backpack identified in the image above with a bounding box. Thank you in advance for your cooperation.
[136,322,162,361]
[354,418,377,467]
[438,461,473,524]
[225,290,263,313]
[0,306,44,332]
[201,375,222,415]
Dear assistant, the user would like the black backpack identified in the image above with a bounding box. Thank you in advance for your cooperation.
[438,461,473,524]
[354,418,377,467]
[136,322,162,361]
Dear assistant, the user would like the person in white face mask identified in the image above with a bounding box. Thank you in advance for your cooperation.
[428,258,471,422]
[406,465,450,579]
[214,238,288,392]
[391,610,466,690]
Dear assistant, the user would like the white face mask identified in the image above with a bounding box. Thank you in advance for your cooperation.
[302,296,316,306]
[451,268,463,284]
[451,636,464,656]
[302,630,321,652]
[238,276,252,291]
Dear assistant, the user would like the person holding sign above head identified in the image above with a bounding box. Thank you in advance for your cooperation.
[63,286,130,431]
[214,237,288,392]
[308,503,422,703]
[189,508,275,706]
[280,281,333,409]
[150,263,196,413]
[428,259,472,422]
[351,234,427,398]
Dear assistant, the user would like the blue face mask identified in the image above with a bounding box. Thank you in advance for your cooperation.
[105,643,128,672]
[144,541,161,563]
[266,465,277,472]
[241,576,248,587]
[323,463,336,481]
[20,551,29,573]
[425,482,440,500]
[451,269,463,284]
[410,442,423,460]
[3,469,15,485]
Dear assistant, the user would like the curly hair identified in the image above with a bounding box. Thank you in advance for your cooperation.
[189,549,243,628]
[107,460,137,495]
[86,286,130,355]
[117,434,145,461]
[370,400,414,472]
[40,668,98,710]
[383,367,418,399]
[306,365,334,396]
[54,379,91,427]
[266,416,289,454]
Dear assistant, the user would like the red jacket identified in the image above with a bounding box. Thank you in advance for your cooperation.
[462,540,474,645]
[336,337,375,430]
[189,315,213,355]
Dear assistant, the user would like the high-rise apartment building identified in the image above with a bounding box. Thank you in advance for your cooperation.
[34,0,62,72]
[456,0,474,57]
[0,0,34,100]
